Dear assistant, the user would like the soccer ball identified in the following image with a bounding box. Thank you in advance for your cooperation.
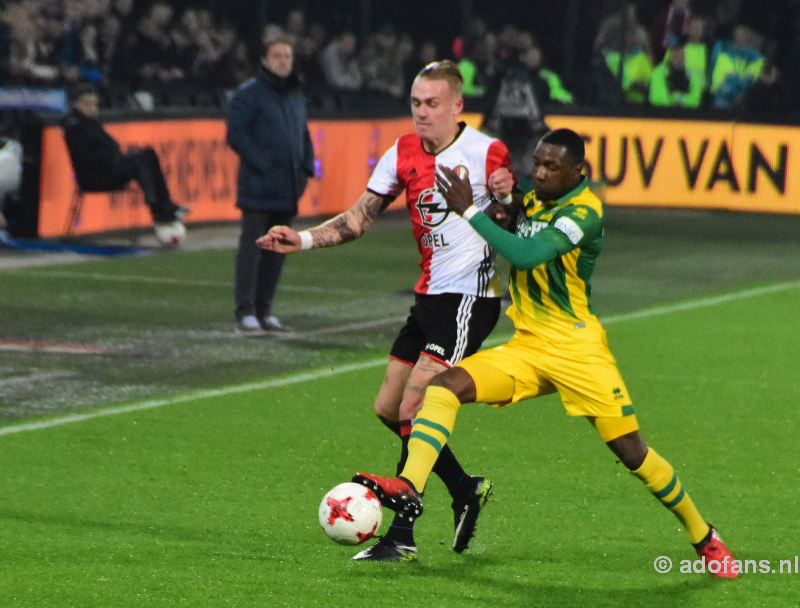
[318,482,382,545]
[154,221,187,247]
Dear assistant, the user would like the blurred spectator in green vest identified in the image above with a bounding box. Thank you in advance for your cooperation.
[454,19,494,98]
[594,2,654,103]
[649,45,704,107]
[683,16,709,92]
[457,41,486,97]
[518,44,574,104]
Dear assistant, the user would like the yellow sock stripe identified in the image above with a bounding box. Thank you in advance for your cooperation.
[664,485,686,509]
[652,473,678,499]
[633,449,706,543]
[409,430,442,453]
[650,471,687,509]
[414,417,451,440]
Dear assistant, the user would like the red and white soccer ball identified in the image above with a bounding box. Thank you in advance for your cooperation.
[154,221,187,247]
[318,482,382,545]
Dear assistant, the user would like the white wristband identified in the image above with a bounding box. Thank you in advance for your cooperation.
[298,230,314,250]
[462,205,480,221]
[497,193,513,205]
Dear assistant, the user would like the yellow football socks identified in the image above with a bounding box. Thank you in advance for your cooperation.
[633,448,711,544]
[400,386,461,492]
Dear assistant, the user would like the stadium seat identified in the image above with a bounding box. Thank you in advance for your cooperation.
[63,181,141,243]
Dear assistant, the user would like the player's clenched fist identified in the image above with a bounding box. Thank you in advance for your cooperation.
[256,225,301,253]
[487,166,513,199]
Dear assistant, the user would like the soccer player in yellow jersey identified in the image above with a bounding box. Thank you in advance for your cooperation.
[353,128,739,578]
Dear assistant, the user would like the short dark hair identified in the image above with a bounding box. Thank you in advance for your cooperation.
[69,83,98,104]
[540,128,585,165]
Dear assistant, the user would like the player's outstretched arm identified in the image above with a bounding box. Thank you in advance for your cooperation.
[309,190,391,247]
[258,190,390,253]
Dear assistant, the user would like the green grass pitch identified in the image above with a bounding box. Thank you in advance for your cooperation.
[1,209,799,607]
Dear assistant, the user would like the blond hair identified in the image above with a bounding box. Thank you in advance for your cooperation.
[416,60,464,96]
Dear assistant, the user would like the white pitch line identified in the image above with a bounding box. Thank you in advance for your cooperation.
[0,359,387,438]
[6,269,355,295]
[0,371,75,388]
[0,342,111,355]
[0,279,798,438]
[280,317,406,339]
[600,280,800,325]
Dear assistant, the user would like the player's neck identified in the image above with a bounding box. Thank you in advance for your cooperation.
[421,123,461,155]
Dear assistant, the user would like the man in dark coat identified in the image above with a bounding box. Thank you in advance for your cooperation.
[227,36,314,333]
[62,84,187,241]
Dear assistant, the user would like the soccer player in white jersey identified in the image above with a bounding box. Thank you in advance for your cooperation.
[258,60,514,561]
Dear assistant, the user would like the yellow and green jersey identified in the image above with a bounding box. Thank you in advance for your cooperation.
[507,179,604,343]
[466,177,606,343]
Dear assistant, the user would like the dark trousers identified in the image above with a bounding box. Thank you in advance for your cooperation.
[109,147,175,223]
[235,210,294,320]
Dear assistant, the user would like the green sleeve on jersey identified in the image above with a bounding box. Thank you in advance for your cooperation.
[468,212,573,269]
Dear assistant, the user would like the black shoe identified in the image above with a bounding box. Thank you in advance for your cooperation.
[452,476,494,553]
[351,537,418,562]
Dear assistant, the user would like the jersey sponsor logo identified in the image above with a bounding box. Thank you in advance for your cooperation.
[420,232,450,248]
[425,342,446,357]
[416,187,450,228]
[554,216,584,244]
[517,218,549,239]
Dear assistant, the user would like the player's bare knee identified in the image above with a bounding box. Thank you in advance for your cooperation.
[372,391,400,420]
[398,393,423,420]
[372,399,397,420]
[607,432,648,470]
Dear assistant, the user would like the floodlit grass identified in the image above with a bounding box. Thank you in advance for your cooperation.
[1,209,799,606]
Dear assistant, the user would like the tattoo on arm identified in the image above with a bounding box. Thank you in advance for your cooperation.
[415,357,447,374]
[309,191,389,247]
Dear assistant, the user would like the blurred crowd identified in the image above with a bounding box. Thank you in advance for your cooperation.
[0,0,798,117]
[585,0,800,114]
[0,0,252,90]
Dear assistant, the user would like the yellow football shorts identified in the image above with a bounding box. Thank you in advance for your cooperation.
[456,330,639,441]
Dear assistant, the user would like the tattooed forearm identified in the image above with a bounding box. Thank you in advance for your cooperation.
[314,214,358,245]
[309,191,388,247]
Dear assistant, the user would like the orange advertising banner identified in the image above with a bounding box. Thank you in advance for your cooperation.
[39,113,796,237]
[547,115,799,214]
[38,116,414,238]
